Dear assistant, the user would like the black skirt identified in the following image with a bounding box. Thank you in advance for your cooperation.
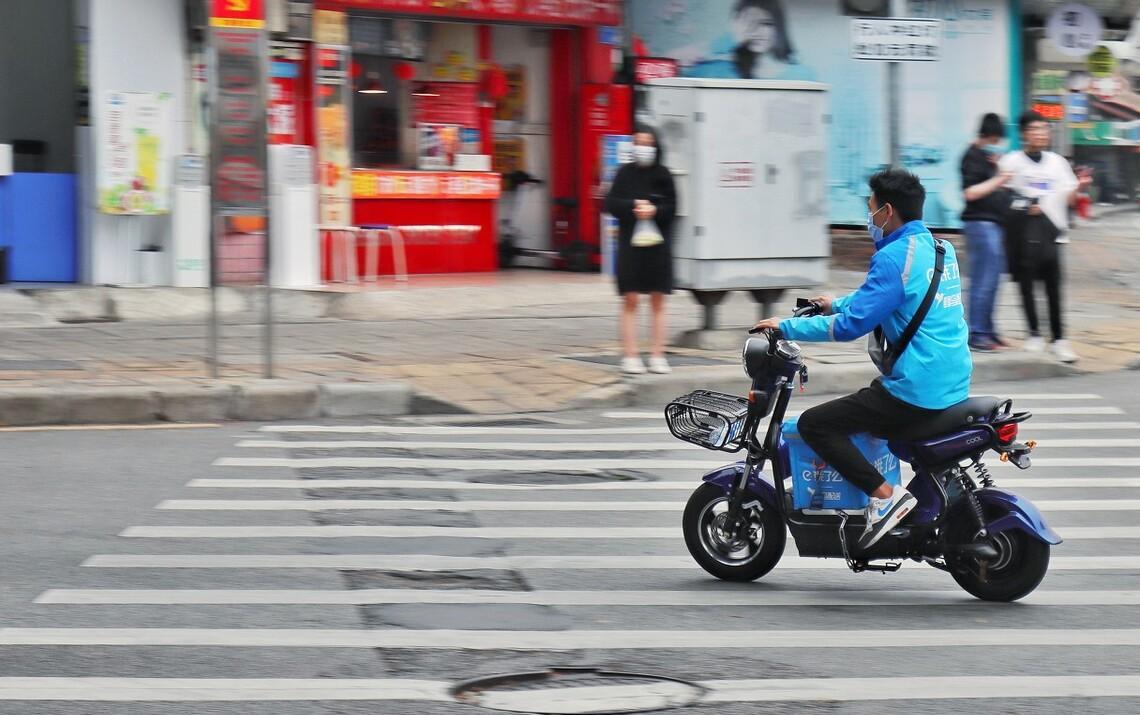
[616,240,673,295]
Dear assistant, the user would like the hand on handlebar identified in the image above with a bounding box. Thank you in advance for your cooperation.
[808,294,834,315]
[750,317,782,334]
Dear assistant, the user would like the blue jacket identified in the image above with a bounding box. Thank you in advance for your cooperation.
[780,221,972,409]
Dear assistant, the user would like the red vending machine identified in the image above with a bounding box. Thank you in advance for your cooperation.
[573,83,632,269]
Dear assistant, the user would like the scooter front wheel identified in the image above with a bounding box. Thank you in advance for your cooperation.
[683,483,785,582]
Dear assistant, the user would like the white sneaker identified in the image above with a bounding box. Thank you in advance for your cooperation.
[858,486,917,550]
[1023,336,1045,353]
[620,356,646,374]
[648,356,671,374]
[1052,339,1079,363]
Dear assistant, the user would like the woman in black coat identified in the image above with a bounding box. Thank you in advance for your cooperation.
[604,127,677,375]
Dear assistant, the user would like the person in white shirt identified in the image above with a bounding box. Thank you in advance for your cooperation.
[999,111,1090,363]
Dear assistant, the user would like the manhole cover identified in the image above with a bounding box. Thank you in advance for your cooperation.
[452,668,704,714]
[469,470,654,486]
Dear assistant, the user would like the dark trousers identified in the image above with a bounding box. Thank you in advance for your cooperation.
[797,381,940,496]
[1018,248,1063,341]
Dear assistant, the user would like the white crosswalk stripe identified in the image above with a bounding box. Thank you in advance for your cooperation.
[22,393,1140,708]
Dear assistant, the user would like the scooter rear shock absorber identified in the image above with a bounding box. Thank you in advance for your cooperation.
[957,470,989,538]
[973,460,995,489]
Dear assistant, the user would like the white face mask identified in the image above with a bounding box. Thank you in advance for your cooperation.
[633,145,657,166]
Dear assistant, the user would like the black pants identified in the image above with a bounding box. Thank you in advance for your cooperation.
[797,381,940,496]
[1018,247,1063,341]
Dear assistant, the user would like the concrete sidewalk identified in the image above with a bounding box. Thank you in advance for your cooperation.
[0,212,1135,424]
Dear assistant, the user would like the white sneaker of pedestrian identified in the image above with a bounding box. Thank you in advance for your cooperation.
[1023,336,1045,353]
[1052,339,1079,363]
[620,356,647,375]
[648,356,671,374]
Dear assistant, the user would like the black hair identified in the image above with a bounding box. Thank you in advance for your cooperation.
[1018,110,1048,133]
[869,168,926,224]
[634,125,665,166]
[732,0,795,79]
[978,113,1005,139]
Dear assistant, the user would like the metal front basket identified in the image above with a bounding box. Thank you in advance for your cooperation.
[665,390,751,452]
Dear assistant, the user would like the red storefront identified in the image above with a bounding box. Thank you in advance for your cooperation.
[293,1,630,277]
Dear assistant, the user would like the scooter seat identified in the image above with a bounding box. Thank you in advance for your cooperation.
[889,396,1003,442]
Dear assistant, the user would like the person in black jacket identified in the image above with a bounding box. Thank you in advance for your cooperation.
[959,112,1012,352]
[604,127,677,375]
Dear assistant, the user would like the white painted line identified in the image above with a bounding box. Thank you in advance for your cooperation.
[1,675,1135,704]
[260,425,667,436]
[238,437,1140,450]
[36,588,1140,607]
[0,423,219,433]
[256,420,1140,435]
[1019,422,1140,431]
[256,421,1140,434]
[701,675,1140,704]
[156,498,1140,512]
[0,678,449,702]
[1026,439,1140,448]
[120,526,679,538]
[2,627,1138,649]
[995,406,1123,415]
[236,440,703,452]
[211,456,1140,470]
[608,406,1126,417]
[185,477,1140,491]
[117,525,1140,541]
[80,554,1140,571]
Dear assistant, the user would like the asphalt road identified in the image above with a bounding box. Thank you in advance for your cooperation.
[1,370,1139,714]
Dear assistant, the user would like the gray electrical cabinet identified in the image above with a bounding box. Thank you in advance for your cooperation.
[645,78,830,326]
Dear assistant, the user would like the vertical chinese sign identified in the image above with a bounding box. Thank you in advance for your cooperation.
[314,10,352,226]
[209,0,272,375]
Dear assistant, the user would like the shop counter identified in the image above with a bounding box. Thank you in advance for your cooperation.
[348,169,500,275]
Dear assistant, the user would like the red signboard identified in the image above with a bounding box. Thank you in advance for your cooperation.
[211,0,266,28]
[353,169,501,200]
[413,82,479,128]
[319,0,620,26]
[634,57,678,84]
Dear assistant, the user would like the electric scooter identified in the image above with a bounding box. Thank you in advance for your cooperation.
[668,300,1059,602]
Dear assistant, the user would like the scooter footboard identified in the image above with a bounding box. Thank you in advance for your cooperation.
[977,488,1063,545]
[700,462,780,511]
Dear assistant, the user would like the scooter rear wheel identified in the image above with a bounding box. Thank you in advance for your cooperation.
[683,483,784,582]
[945,504,1051,602]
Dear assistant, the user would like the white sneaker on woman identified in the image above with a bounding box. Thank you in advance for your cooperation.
[620,356,647,374]
[1023,336,1045,353]
[1052,340,1079,363]
[648,356,671,374]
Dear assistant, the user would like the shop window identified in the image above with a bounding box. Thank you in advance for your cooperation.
[352,57,403,168]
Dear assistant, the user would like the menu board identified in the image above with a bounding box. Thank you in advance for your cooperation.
[413,82,478,128]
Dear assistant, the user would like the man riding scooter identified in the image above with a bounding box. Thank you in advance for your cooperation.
[753,169,972,550]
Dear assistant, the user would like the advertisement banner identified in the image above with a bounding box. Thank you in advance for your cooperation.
[212,27,268,211]
[269,43,304,144]
[98,91,174,215]
[325,0,620,26]
[629,0,1011,228]
[316,37,352,225]
[414,82,480,127]
[352,170,501,200]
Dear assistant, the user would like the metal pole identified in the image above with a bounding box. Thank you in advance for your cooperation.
[206,36,220,379]
[888,0,907,168]
[259,36,273,379]
[888,61,900,167]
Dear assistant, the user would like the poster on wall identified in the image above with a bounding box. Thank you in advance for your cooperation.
[269,43,304,144]
[493,137,526,175]
[628,0,1011,228]
[414,82,479,127]
[494,66,527,122]
[98,91,174,215]
[315,11,352,226]
[417,123,461,170]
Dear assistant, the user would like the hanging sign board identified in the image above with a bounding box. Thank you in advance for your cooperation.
[851,18,942,61]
